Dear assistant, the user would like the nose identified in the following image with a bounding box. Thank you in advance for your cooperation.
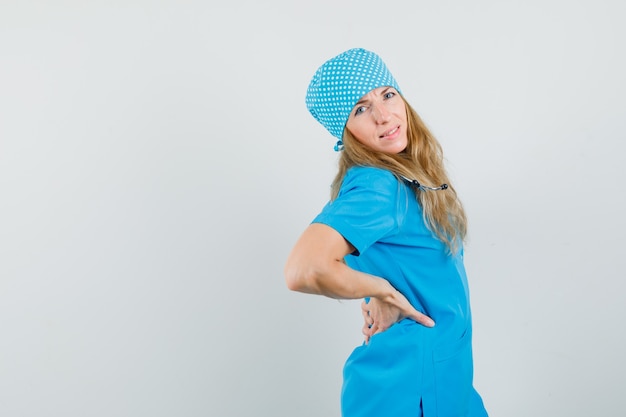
[371,103,391,124]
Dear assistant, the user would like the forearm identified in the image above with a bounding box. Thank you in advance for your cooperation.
[284,223,395,300]
[285,257,392,300]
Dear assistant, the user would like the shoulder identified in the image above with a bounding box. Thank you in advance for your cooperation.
[315,167,405,253]
[340,166,399,193]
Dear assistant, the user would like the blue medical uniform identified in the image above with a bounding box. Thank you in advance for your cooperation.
[313,167,488,417]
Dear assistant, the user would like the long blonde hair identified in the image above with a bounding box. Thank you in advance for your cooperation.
[330,99,467,253]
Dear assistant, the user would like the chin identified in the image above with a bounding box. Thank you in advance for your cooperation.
[384,146,406,155]
[391,141,408,154]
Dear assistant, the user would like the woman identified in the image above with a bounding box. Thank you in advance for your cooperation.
[284,48,488,417]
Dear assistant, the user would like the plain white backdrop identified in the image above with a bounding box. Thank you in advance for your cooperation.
[1,1,625,416]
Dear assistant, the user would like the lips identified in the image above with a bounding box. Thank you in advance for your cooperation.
[380,126,400,139]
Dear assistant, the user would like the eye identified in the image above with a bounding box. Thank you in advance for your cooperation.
[354,106,367,115]
[384,91,396,99]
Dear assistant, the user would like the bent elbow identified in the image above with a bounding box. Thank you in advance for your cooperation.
[285,273,302,292]
[284,261,320,293]
[284,263,306,292]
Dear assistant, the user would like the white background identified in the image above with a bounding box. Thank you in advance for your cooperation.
[1,1,625,416]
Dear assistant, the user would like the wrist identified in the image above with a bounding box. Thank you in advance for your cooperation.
[370,276,395,300]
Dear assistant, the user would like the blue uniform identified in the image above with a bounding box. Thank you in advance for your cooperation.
[313,167,488,417]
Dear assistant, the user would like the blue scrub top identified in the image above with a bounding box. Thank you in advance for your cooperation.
[313,167,488,417]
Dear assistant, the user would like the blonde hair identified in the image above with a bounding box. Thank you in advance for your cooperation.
[330,99,467,253]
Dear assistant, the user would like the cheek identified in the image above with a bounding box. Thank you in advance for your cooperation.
[346,120,371,143]
[396,104,408,122]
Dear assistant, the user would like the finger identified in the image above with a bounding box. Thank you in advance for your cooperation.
[408,310,435,327]
[361,300,370,316]
[369,320,380,335]
[362,322,375,341]
[361,305,371,322]
[380,322,391,332]
[372,320,391,334]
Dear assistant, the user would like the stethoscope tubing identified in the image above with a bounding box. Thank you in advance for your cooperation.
[400,175,448,191]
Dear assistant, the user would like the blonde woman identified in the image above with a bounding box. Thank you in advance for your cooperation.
[285,48,488,417]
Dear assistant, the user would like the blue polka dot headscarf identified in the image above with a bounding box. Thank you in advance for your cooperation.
[305,48,402,151]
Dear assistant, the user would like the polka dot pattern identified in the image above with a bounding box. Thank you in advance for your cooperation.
[305,48,402,147]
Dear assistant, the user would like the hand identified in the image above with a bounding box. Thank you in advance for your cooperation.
[361,289,434,344]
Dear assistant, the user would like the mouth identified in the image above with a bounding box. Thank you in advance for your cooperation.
[380,126,400,139]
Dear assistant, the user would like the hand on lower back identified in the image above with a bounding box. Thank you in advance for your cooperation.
[361,290,434,343]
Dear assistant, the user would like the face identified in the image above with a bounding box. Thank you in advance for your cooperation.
[345,86,408,154]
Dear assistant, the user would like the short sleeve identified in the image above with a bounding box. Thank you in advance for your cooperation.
[312,167,405,255]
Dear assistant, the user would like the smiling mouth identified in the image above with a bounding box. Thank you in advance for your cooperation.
[380,126,400,138]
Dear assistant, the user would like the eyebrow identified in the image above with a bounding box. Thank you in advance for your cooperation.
[354,87,393,107]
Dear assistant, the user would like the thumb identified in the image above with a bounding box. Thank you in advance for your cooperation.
[407,309,435,328]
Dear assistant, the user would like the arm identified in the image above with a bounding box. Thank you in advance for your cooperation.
[284,223,434,332]
[284,223,389,299]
